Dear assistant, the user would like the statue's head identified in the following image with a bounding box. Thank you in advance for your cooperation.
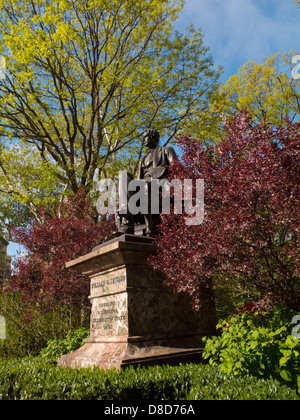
[142,128,160,149]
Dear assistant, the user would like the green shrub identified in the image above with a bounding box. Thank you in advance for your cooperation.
[0,357,299,400]
[203,306,300,392]
[40,327,90,358]
[188,366,298,400]
[0,293,88,358]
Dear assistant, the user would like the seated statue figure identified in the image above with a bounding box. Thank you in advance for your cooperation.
[115,128,177,236]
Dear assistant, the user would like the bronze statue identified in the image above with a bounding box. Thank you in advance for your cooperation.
[138,128,177,235]
[138,128,177,180]
[115,128,177,236]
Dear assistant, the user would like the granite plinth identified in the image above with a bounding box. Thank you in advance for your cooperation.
[58,235,216,370]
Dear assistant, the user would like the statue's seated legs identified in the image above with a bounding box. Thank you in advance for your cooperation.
[115,211,158,237]
[114,172,161,237]
[115,172,135,235]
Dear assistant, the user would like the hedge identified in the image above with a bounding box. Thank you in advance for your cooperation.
[0,357,299,400]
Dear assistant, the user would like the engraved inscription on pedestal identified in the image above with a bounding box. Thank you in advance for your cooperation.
[90,267,127,297]
[91,293,128,337]
[89,267,129,338]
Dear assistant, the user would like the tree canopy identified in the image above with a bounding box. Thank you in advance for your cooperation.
[0,0,221,235]
[214,52,300,126]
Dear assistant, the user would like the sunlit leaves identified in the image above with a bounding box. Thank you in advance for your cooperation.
[0,0,220,227]
[215,52,300,125]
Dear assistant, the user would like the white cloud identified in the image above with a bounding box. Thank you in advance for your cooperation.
[176,0,300,79]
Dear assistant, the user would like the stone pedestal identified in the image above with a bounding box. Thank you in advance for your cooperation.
[58,234,216,370]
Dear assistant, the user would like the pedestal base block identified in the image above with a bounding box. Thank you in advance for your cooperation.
[57,235,216,370]
[58,336,205,370]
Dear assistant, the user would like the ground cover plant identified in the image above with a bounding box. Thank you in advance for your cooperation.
[39,327,90,358]
[203,306,300,393]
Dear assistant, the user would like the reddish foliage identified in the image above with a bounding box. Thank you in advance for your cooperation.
[150,112,300,311]
[9,189,115,310]
[236,303,257,314]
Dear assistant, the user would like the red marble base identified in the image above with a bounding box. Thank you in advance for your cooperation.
[57,235,216,370]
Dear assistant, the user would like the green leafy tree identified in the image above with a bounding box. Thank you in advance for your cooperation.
[0,0,220,206]
[214,52,300,126]
[0,143,63,235]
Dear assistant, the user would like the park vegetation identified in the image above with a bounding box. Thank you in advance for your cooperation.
[0,0,299,401]
[151,112,300,314]
[0,0,220,235]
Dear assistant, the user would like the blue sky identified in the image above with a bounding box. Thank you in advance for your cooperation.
[176,0,300,82]
[6,0,300,257]
[7,243,24,258]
